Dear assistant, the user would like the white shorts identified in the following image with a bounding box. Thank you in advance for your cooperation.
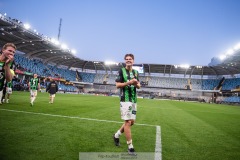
[50,94,55,98]
[30,90,38,97]
[7,88,12,94]
[120,102,137,120]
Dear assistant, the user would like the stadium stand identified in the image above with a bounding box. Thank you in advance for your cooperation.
[79,72,95,83]
[223,96,240,103]
[14,53,240,104]
[14,54,78,92]
[94,73,106,84]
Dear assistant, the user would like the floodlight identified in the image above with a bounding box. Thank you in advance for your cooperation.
[233,43,240,50]
[219,55,226,60]
[54,40,60,45]
[23,23,31,30]
[180,64,190,69]
[61,43,68,50]
[71,49,77,55]
[50,38,60,46]
[105,61,117,65]
[226,49,234,55]
[50,38,56,44]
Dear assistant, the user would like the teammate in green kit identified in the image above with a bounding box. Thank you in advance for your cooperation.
[113,53,141,155]
[0,43,16,104]
[2,81,13,103]
[28,74,40,106]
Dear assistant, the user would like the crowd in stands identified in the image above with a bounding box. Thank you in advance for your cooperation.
[222,96,240,104]
[79,72,95,83]
[14,54,77,92]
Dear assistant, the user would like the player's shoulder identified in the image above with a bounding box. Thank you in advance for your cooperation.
[132,69,139,78]
[118,67,125,73]
[132,68,138,72]
[132,69,139,74]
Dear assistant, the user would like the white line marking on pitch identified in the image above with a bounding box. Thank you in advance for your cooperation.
[0,108,162,160]
[155,126,162,160]
[0,109,156,126]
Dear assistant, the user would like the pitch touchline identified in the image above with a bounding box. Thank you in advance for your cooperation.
[0,108,156,127]
[0,108,162,160]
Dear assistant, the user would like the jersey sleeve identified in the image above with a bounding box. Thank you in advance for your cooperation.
[115,69,123,83]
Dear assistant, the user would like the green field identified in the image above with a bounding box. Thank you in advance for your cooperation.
[0,91,239,160]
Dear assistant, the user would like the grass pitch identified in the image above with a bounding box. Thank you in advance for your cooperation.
[0,91,239,160]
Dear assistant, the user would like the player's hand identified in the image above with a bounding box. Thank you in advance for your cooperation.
[5,54,14,65]
[130,78,138,85]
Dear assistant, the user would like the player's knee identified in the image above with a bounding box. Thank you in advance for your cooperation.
[131,120,135,126]
[125,120,134,126]
[125,120,132,126]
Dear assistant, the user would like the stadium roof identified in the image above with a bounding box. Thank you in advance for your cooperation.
[0,14,240,77]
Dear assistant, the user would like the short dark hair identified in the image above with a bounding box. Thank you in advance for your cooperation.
[124,53,134,60]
